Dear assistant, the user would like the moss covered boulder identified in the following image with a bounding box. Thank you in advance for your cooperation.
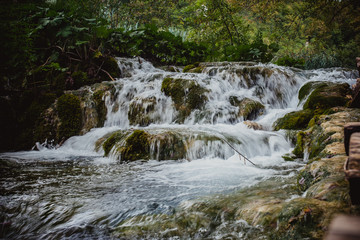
[274,109,314,131]
[161,77,208,122]
[302,82,351,111]
[230,96,265,120]
[100,129,187,161]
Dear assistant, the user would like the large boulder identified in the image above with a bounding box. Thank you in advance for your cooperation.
[300,82,351,111]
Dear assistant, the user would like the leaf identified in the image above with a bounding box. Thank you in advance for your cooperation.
[56,26,72,37]
[75,40,89,46]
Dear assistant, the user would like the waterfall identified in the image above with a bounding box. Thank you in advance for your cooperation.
[0,58,358,239]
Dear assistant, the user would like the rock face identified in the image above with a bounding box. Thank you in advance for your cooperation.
[35,82,116,145]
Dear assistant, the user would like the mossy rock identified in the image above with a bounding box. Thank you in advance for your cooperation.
[102,130,150,161]
[306,174,349,202]
[183,62,201,73]
[120,130,151,161]
[273,198,347,240]
[282,152,297,161]
[102,131,129,156]
[56,94,82,141]
[303,82,351,111]
[70,70,89,89]
[93,90,107,127]
[298,81,326,102]
[274,109,314,131]
[230,97,265,120]
[161,77,208,122]
[128,97,157,127]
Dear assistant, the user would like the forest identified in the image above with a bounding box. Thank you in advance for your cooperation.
[0,0,360,151]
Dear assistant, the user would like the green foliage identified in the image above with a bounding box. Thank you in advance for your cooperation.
[275,56,305,68]
[57,94,82,141]
[107,24,208,65]
[221,33,278,62]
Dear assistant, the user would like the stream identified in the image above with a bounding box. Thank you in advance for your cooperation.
[0,58,357,239]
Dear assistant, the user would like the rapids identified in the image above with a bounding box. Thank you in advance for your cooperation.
[0,58,358,239]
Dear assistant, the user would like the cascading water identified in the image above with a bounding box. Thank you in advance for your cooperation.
[0,58,358,239]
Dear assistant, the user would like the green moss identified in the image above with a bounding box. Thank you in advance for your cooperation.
[303,82,351,110]
[293,131,306,157]
[298,82,326,102]
[57,94,82,141]
[282,153,296,161]
[231,97,264,120]
[120,130,151,161]
[273,198,343,240]
[103,131,126,156]
[93,90,107,127]
[183,62,200,73]
[306,174,350,202]
[274,109,313,130]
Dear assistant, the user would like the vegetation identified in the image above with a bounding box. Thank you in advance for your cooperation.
[56,94,82,141]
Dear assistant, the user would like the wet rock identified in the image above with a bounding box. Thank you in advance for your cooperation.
[302,82,352,111]
[101,129,186,161]
[35,82,117,145]
[183,62,204,73]
[128,97,157,127]
[230,97,265,120]
[274,109,313,130]
[243,121,263,130]
[161,77,208,122]
[293,108,360,159]
[56,94,82,142]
